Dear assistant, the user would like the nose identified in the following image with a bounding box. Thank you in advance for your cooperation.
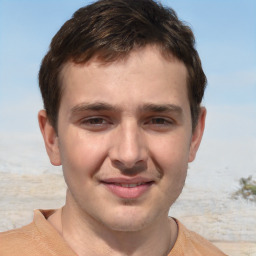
[109,121,148,171]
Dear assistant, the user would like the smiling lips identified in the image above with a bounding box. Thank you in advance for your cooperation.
[102,180,154,199]
[113,182,148,188]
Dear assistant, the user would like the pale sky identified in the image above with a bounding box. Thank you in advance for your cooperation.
[0,0,256,141]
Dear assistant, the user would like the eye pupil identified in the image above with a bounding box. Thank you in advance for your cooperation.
[90,118,103,124]
[152,118,165,124]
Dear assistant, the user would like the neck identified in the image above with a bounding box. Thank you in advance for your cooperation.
[49,190,178,256]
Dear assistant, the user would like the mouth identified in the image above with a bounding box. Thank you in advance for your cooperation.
[110,182,150,188]
[101,180,154,199]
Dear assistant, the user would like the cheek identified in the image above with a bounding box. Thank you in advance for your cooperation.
[58,129,109,178]
[149,132,191,170]
[149,132,190,195]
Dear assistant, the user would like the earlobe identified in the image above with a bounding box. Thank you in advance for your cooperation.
[188,107,206,163]
[38,110,61,166]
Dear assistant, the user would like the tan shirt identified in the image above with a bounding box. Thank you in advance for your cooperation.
[0,209,227,256]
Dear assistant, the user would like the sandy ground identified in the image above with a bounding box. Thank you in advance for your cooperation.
[1,172,256,256]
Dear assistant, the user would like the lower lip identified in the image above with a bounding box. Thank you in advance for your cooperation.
[103,182,153,199]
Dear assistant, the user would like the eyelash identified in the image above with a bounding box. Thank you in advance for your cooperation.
[80,117,110,126]
[147,117,173,126]
[79,116,174,131]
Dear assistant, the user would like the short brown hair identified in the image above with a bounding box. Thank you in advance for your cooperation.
[39,0,207,132]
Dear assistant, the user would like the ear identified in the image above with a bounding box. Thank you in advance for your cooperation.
[38,110,61,166]
[188,107,206,162]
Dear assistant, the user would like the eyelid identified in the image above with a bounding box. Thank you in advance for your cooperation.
[82,116,107,122]
[79,116,113,129]
[145,116,174,124]
[82,117,106,123]
[142,116,176,132]
[152,117,173,123]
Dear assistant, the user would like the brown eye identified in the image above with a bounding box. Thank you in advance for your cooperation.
[150,118,172,125]
[86,118,105,125]
[79,116,113,131]
[143,116,174,132]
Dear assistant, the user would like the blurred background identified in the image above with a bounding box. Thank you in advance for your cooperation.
[0,0,255,246]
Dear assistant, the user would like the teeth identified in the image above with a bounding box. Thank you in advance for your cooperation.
[118,183,144,188]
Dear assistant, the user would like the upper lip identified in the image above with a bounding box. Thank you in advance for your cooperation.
[100,177,155,184]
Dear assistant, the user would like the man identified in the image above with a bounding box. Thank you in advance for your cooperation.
[0,0,226,255]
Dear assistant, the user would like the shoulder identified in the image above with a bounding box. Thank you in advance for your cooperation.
[0,209,53,247]
[0,209,76,256]
[0,222,39,255]
[169,219,227,256]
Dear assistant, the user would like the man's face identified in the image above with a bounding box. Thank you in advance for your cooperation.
[44,46,205,232]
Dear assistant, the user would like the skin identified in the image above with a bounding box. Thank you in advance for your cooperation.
[38,46,206,256]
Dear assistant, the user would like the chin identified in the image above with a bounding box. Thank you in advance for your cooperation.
[102,206,155,232]
[107,219,149,232]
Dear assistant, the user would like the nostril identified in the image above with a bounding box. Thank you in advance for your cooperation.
[111,159,136,169]
[111,159,147,174]
[111,160,123,169]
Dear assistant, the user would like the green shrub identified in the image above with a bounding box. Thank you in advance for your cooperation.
[232,176,256,202]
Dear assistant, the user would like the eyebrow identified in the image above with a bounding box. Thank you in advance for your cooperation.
[140,103,183,114]
[70,102,183,116]
[70,102,118,114]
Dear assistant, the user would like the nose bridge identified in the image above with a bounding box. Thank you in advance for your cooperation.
[110,119,147,168]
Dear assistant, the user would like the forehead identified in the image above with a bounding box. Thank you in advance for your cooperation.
[59,46,189,112]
